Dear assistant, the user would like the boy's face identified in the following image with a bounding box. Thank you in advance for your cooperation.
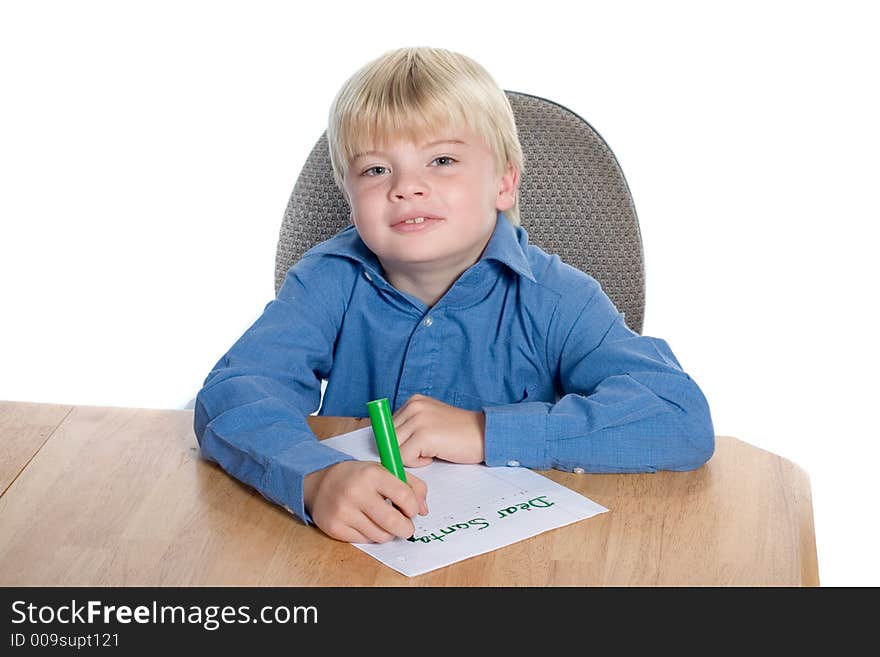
[344,127,517,280]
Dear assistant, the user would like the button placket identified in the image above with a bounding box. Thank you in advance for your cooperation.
[395,312,441,409]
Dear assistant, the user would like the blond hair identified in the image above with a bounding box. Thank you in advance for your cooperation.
[327,47,524,225]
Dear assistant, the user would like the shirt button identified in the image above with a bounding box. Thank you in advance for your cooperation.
[506,460,520,467]
[573,467,585,474]
[363,271,373,282]
[423,316,433,327]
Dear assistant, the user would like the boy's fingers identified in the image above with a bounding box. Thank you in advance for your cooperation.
[408,474,430,515]
[408,472,428,497]
[322,510,375,544]
[393,394,432,429]
[363,497,415,540]
[352,509,400,544]
[397,437,416,464]
[392,399,413,425]
[376,473,420,519]
[393,413,415,444]
[342,527,371,544]
[398,432,435,467]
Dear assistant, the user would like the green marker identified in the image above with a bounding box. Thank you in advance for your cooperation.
[367,398,407,483]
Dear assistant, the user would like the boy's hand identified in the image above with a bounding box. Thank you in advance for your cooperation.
[303,461,428,544]
[393,394,486,467]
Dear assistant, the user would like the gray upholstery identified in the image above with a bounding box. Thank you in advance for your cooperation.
[275,91,645,333]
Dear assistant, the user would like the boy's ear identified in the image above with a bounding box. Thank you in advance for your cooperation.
[495,161,519,212]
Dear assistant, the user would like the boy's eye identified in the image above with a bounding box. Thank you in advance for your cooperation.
[360,157,456,177]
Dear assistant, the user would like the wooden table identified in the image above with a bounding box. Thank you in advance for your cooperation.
[0,401,819,586]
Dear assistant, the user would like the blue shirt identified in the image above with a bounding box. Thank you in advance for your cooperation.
[194,212,714,524]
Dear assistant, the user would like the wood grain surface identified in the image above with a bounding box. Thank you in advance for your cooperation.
[0,400,73,496]
[0,402,818,586]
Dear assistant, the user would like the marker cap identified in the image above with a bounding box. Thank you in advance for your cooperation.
[367,398,407,483]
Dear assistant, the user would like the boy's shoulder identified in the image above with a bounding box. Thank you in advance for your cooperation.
[285,224,379,279]
[299,224,372,267]
[275,225,372,305]
[510,223,603,302]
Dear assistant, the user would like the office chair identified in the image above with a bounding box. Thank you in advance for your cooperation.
[275,91,645,334]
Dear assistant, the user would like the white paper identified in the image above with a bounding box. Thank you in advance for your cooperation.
[322,426,609,577]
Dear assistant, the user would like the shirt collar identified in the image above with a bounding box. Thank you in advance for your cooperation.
[301,223,385,279]
[301,211,536,284]
[481,211,537,283]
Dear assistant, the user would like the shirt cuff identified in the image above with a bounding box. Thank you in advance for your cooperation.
[483,403,551,469]
[266,439,356,524]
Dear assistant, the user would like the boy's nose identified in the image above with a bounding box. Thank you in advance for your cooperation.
[393,189,425,200]
[389,173,428,200]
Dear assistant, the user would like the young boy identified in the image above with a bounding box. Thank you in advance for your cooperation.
[194,46,714,545]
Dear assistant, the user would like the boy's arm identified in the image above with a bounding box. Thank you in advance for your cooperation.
[482,280,715,473]
[193,257,356,523]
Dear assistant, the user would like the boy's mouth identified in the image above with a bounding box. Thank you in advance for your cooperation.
[391,215,445,232]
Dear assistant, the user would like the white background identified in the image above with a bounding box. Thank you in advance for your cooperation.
[1,1,877,585]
